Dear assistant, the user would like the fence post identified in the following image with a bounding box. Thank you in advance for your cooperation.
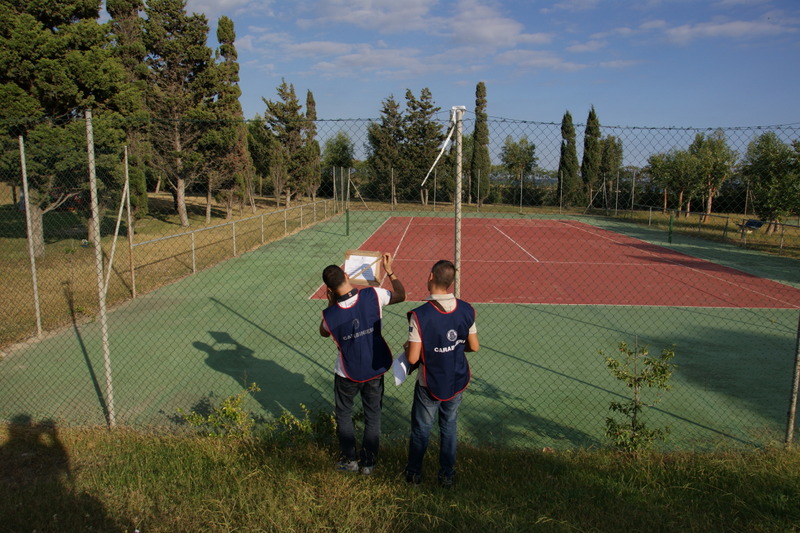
[232,220,237,256]
[668,212,674,244]
[86,109,116,428]
[125,147,136,299]
[785,311,800,446]
[18,136,42,337]
[191,232,196,273]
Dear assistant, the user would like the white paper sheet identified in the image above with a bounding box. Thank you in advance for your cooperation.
[392,351,410,386]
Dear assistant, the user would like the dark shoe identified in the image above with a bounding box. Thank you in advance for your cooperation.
[438,474,454,488]
[404,471,422,485]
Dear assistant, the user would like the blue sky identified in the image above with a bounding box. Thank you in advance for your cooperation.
[181,0,800,128]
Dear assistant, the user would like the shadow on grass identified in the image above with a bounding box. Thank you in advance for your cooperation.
[0,415,128,531]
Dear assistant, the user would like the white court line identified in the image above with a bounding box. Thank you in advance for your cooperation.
[558,220,800,309]
[393,217,414,258]
[492,225,540,262]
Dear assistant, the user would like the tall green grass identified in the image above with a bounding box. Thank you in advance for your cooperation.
[2,423,798,532]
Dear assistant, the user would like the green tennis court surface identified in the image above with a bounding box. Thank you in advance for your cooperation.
[1,211,798,450]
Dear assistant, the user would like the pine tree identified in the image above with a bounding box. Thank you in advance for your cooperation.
[264,79,304,207]
[247,114,273,197]
[402,88,442,204]
[143,0,214,227]
[366,95,404,202]
[202,15,254,220]
[558,111,582,207]
[0,0,126,255]
[581,106,601,206]
[108,0,150,219]
[470,82,491,207]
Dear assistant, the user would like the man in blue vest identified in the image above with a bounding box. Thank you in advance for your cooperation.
[320,253,405,475]
[403,259,479,487]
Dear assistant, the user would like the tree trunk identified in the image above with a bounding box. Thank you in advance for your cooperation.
[176,178,189,227]
[29,202,45,257]
[205,180,212,224]
[154,175,162,194]
[662,187,668,214]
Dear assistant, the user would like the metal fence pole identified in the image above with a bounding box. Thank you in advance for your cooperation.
[453,106,464,298]
[86,109,116,427]
[124,147,136,299]
[785,311,800,445]
[18,135,42,337]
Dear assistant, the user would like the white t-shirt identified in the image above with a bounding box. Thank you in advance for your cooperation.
[322,287,392,377]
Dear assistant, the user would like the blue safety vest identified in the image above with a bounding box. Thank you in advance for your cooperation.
[408,299,474,401]
[322,288,392,382]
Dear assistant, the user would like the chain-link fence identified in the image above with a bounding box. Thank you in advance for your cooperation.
[1,114,799,451]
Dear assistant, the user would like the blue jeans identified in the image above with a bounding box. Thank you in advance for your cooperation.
[334,374,384,467]
[405,381,463,479]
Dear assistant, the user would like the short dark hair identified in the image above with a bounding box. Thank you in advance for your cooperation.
[431,259,455,289]
[322,264,346,289]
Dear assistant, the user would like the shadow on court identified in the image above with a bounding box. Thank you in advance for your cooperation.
[193,331,324,418]
[465,375,602,448]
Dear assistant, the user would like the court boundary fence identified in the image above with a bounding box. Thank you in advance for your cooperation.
[2,111,800,449]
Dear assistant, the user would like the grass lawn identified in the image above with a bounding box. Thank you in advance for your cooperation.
[2,421,800,533]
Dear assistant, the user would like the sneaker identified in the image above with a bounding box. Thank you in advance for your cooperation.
[335,459,359,472]
[360,465,374,475]
[404,471,422,485]
[438,475,454,488]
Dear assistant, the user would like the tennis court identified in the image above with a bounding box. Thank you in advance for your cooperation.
[1,211,799,450]
[311,217,800,308]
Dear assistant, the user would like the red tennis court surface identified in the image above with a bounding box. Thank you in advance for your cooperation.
[312,217,800,309]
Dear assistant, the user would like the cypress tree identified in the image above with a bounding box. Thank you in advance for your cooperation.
[581,105,601,206]
[470,81,491,207]
[558,111,582,207]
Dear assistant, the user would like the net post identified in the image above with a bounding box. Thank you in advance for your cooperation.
[453,106,465,298]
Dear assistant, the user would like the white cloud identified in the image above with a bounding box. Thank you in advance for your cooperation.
[665,18,798,44]
[296,0,440,33]
[599,59,643,69]
[185,0,273,20]
[592,20,666,40]
[309,45,433,78]
[567,39,607,53]
[541,0,600,14]
[495,49,586,72]
[283,41,356,57]
[715,0,770,7]
[449,0,553,49]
